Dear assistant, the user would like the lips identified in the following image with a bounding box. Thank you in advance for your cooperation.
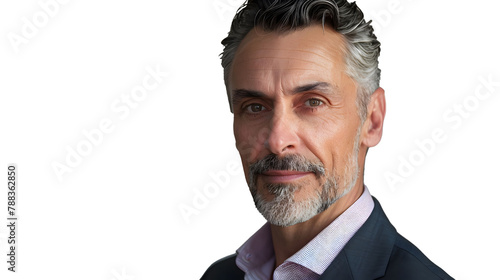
[260,170,313,183]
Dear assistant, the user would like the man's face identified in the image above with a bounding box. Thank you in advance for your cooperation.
[229,25,363,226]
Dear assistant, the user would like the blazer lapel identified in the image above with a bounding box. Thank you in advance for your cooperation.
[319,250,354,280]
[319,197,396,279]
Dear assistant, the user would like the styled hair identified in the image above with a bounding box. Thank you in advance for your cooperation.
[221,0,381,121]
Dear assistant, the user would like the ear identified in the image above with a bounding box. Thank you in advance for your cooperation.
[361,87,386,148]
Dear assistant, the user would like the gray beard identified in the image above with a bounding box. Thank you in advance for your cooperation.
[249,130,361,227]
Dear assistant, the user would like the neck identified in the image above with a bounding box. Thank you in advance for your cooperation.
[270,181,364,268]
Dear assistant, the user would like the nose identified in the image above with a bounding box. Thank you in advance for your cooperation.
[264,110,299,155]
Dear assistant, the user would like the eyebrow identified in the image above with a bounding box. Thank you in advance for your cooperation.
[293,82,336,94]
[231,89,265,109]
[231,81,338,108]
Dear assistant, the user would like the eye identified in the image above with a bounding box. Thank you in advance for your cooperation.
[246,103,265,113]
[305,98,323,107]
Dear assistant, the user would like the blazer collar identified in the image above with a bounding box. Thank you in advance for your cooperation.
[319,197,397,279]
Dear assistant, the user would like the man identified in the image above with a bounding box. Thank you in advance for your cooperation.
[202,0,453,279]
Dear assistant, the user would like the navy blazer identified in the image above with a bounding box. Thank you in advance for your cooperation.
[201,197,454,279]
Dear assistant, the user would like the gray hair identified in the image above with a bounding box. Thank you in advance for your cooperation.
[221,0,381,121]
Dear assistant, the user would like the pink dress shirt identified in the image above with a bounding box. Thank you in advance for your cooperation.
[235,186,375,280]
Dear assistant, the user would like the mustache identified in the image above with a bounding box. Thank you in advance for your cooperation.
[249,154,326,177]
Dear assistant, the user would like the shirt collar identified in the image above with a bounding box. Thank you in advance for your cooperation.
[235,223,275,279]
[235,185,374,278]
[285,185,374,275]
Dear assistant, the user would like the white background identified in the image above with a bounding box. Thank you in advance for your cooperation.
[0,0,499,279]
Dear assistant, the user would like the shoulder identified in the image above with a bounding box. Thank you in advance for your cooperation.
[383,234,454,280]
[200,254,245,280]
[356,197,453,279]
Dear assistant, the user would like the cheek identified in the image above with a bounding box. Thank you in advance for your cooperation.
[301,119,357,176]
[329,134,358,175]
[235,128,264,186]
[234,120,270,163]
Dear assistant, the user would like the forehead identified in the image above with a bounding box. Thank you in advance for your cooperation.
[229,24,349,91]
